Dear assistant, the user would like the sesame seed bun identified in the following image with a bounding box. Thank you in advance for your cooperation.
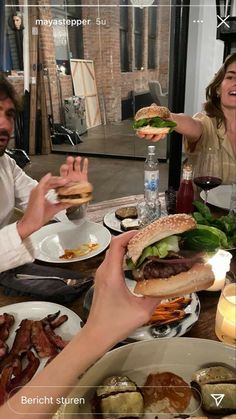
[134,263,215,298]
[135,104,170,121]
[128,214,196,264]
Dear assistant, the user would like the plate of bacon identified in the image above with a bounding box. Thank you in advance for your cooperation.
[0,301,81,404]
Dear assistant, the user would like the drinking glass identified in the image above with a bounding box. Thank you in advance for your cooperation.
[137,200,161,228]
[229,183,236,215]
[215,276,236,346]
[193,148,222,204]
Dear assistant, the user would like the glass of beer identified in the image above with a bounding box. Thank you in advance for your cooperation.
[215,276,236,346]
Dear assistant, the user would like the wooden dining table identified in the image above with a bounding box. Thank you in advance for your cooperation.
[0,193,235,344]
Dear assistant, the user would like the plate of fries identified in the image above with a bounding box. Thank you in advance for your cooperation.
[83,278,201,340]
[125,278,201,339]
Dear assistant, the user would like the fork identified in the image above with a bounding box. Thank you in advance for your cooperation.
[15,274,94,288]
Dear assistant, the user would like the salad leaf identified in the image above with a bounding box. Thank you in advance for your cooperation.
[193,200,213,221]
[133,118,149,129]
[181,228,221,252]
[192,201,236,249]
[197,225,228,248]
[127,235,180,269]
[133,117,177,132]
[193,212,209,225]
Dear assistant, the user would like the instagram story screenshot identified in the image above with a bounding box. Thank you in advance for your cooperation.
[0,0,236,418]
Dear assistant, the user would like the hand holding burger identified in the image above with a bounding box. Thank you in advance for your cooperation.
[125,214,215,298]
[134,104,176,141]
[56,181,93,206]
[58,156,92,208]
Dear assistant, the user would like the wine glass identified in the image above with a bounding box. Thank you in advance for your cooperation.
[193,148,223,204]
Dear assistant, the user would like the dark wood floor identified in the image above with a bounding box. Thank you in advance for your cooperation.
[25,153,169,203]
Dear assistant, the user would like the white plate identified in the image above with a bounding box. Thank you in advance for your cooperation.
[31,220,111,263]
[200,184,232,210]
[60,338,236,418]
[104,207,167,233]
[0,301,81,372]
[83,278,200,340]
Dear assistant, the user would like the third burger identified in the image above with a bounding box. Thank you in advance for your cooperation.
[125,214,215,298]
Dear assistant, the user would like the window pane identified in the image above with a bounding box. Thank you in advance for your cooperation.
[134,9,143,69]
[120,31,129,71]
[120,0,128,28]
[120,0,129,72]
[135,8,143,31]
[148,4,157,69]
[148,6,157,36]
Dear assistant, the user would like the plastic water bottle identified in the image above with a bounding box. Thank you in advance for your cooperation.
[144,145,159,203]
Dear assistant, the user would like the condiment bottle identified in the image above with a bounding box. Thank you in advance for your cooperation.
[176,164,194,213]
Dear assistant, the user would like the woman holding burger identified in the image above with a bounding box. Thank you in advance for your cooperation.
[136,53,236,185]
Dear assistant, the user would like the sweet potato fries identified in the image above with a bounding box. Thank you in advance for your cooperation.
[147,297,192,326]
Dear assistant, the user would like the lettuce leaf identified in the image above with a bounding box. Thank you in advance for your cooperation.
[127,235,180,269]
[181,225,228,251]
[133,117,177,132]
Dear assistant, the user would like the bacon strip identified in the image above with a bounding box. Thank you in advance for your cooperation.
[49,315,68,330]
[44,324,69,350]
[0,314,15,341]
[0,340,8,360]
[42,311,61,324]
[31,321,58,358]
[0,319,33,372]
[7,351,40,395]
[0,366,13,405]
[0,315,6,326]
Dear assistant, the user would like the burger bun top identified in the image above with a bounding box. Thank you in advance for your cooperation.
[135,104,170,121]
[128,214,197,263]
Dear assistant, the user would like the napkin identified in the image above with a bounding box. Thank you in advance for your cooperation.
[0,263,94,304]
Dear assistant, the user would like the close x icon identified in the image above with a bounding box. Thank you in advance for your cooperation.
[217,15,230,28]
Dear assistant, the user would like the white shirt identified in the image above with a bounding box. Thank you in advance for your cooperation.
[0,153,67,272]
[0,153,68,228]
[0,222,36,273]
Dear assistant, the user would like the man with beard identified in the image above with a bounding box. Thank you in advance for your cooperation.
[0,73,88,228]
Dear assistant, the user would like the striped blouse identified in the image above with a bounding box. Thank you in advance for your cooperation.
[184,112,236,185]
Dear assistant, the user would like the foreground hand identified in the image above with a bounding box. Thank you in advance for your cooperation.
[59,156,88,183]
[17,174,70,240]
[86,232,161,345]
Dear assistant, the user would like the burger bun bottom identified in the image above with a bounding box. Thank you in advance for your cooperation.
[58,196,92,206]
[137,126,170,136]
[134,263,215,298]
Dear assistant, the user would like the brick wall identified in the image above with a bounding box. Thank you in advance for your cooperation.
[9,1,170,125]
[82,0,170,122]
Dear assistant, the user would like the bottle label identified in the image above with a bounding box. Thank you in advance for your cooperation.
[144,170,159,191]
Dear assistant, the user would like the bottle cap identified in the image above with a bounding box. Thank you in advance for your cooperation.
[148,145,156,154]
[183,164,193,180]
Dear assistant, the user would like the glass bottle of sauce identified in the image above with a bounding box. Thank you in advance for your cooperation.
[176,164,194,213]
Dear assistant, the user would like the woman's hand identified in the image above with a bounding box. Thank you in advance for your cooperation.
[17,174,70,240]
[59,156,88,183]
[136,111,175,142]
[85,231,161,346]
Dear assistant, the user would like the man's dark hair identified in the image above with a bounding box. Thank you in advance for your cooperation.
[0,73,22,111]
